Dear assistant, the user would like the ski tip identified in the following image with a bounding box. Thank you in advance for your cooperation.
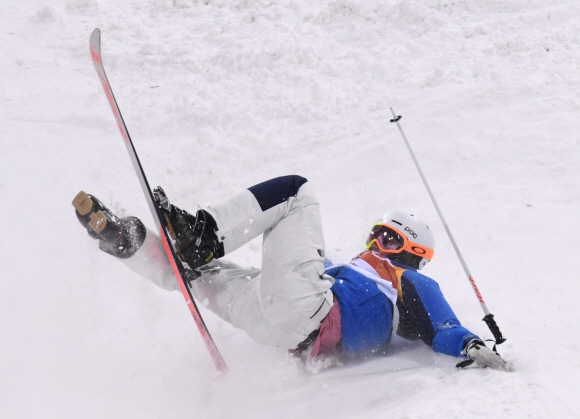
[90,28,101,48]
[90,29,102,64]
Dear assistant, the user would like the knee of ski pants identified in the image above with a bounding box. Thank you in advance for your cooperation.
[247,175,309,212]
[205,175,314,256]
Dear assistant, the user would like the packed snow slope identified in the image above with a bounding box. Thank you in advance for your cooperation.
[2,0,580,417]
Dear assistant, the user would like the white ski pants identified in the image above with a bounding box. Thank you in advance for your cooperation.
[122,176,334,349]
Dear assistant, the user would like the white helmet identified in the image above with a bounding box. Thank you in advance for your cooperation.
[365,211,435,270]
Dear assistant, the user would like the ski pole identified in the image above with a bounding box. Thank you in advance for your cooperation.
[389,108,506,345]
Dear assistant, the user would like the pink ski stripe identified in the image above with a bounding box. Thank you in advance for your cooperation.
[158,226,229,373]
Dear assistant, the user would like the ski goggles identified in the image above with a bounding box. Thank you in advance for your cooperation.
[365,224,434,261]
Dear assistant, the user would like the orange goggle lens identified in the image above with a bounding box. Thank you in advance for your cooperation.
[365,224,434,261]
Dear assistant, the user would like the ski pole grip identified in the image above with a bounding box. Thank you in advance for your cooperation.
[482,313,506,344]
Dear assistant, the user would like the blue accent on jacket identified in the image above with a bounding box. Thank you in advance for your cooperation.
[326,265,393,355]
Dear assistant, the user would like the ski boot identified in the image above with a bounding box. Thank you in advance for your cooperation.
[72,191,146,259]
[153,187,224,276]
[459,339,513,371]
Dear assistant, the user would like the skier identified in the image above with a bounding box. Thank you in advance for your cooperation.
[73,175,511,371]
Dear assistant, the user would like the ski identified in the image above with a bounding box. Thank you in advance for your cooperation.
[89,28,228,374]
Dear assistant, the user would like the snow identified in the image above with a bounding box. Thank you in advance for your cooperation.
[2,0,580,417]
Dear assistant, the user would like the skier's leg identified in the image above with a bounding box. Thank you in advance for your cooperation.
[112,225,263,319]
[205,175,313,255]
[121,228,178,291]
[74,176,333,348]
[72,191,252,295]
[198,175,333,348]
[189,260,262,334]
[396,271,479,357]
[252,177,333,348]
